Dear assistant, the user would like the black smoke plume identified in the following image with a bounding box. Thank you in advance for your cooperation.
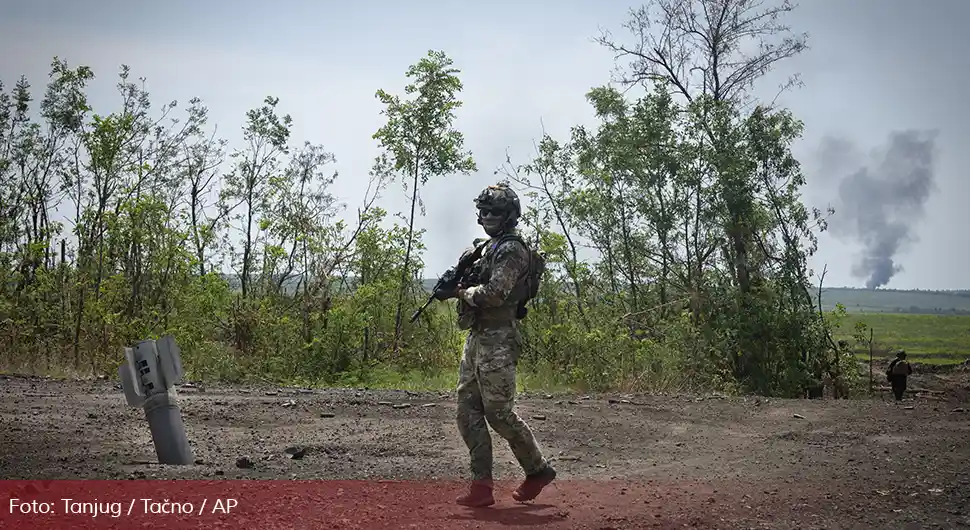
[818,130,938,289]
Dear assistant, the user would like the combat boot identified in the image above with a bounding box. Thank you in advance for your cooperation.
[456,480,495,507]
[512,465,556,502]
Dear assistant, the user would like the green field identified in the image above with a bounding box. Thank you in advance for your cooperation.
[811,288,970,365]
[819,287,970,315]
[831,313,970,365]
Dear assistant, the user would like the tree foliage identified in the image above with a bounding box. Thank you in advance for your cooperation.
[0,3,861,397]
[372,50,477,358]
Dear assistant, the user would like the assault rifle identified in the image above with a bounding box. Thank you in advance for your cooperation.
[408,239,488,323]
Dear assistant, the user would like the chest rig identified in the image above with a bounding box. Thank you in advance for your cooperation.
[466,237,501,287]
[455,234,532,329]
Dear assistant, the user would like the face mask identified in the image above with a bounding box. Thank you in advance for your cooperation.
[479,208,505,236]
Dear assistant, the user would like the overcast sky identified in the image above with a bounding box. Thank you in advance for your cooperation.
[2,0,967,290]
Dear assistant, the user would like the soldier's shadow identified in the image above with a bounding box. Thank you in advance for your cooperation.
[447,503,563,526]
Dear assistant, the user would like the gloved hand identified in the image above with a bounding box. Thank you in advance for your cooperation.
[458,286,480,307]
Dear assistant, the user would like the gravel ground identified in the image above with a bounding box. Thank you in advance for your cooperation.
[2,370,968,529]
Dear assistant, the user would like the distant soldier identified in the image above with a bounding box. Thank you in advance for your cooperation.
[886,350,913,401]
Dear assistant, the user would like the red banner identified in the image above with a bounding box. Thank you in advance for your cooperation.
[0,478,734,529]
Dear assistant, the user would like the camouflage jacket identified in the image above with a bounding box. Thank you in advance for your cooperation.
[457,231,530,330]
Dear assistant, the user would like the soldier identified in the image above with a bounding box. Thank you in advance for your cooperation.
[450,183,556,507]
[886,350,913,401]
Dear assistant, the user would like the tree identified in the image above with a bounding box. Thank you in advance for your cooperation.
[597,0,808,297]
[0,58,94,371]
[0,44,862,398]
[592,0,836,393]
[596,0,807,106]
[179,105,228,276]
[372,50,477,358]
[219,96,292,301]
[500,135,592,332]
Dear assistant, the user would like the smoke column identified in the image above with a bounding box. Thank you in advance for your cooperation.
[819,130,938,289]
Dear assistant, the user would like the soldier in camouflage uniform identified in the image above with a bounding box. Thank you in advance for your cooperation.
[451,183,556,507]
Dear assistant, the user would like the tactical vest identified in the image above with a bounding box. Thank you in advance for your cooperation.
[469,235,530,303]
[456,234,534,329]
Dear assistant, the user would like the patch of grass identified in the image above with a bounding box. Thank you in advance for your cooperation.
[851,354,964,366]
[288,364,579,394]
[320,366,455,391]
[834,313,970,365]
[516,369,578,394]
[0,362,93,379]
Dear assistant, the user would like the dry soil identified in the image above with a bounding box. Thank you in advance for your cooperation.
[1,368,969,529]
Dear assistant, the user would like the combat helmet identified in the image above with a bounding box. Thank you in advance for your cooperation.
[474,182,521,229]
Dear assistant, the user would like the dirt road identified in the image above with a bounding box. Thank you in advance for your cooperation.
[2,372,968,529]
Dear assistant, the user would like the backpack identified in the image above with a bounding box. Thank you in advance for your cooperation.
[492,233,545,317]
[891,360,910,376]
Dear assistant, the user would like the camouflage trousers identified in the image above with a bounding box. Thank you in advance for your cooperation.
[456,323,548,482]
